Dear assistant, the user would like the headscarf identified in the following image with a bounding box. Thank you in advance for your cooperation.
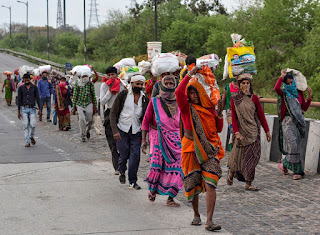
[157,75,178,117]
[130,74,146,83]
[78,71,91,87]
[186,81,215,109]
[283,78,299,98]
[237,73,253,96]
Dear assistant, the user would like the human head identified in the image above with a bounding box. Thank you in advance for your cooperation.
[185,56,196,66]
[149,73,158,83]
[60,77,67,85]
[162,75,176,89]
[237,74,253,95]
[106,66,118,79]
[160,72,170,79]
[130,74,146,94]
[187,87,200,104]
[283,72,294,85]
[42,71,48,78]
[23,74,31,84]
[6,74,11,79]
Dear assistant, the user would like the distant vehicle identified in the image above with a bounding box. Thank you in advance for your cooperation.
[65,63,72,75]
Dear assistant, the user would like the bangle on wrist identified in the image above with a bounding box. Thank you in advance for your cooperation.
[186,73,192,77]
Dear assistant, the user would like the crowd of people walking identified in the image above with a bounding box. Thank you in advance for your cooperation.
[1,54,313,232]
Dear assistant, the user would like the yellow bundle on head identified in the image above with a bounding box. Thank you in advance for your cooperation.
[227,46,256,78]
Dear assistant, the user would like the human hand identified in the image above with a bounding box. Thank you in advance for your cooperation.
[113,133,122,141]
[38,110,42,116]
[188,66,199,76]
[266,132,271,143]
[235,132,244,141]
[306,86,312,98]
[18,110,22,120]
[281,69,287,78]
[141,141,148,154]
[1,89,3,93]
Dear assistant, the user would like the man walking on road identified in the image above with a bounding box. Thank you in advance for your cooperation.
[17,74,41,147]
[38,71,53,122]
[72,70,97,142]
[110,74,149,190]
[100,66,125,175]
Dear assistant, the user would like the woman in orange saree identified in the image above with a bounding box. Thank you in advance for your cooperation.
[176,66,225,232]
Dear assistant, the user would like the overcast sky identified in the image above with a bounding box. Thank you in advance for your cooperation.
[0,0,240,30]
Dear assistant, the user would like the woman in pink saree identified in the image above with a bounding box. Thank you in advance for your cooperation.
[141,75,183,207]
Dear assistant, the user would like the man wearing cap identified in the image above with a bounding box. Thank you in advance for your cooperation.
[71,70,97,142]
[110,74,149,190]
[38,71,53,122]
[17,74,41,147]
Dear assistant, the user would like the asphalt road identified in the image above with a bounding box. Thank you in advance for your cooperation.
[1,52,319,234]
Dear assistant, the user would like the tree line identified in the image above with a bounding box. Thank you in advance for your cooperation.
[0,0,319,103]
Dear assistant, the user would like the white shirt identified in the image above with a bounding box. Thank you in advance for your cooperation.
[117,86,144,134]
[100,82,124,110]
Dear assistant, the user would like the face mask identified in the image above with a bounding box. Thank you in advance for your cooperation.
[133,86,142,93]
[42,77,47,80]
[83,77,89,83]
[60,81,66,86]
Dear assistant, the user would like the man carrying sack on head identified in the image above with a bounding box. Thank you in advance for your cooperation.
[72,70,97,142]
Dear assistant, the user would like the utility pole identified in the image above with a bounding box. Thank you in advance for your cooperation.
[17,1,28,50]
[84,0,86,62]
[63,0,66,28]
[47,0,50,60]
[154,0,158,41]
[88,0,100,28]
[1,5,12,47]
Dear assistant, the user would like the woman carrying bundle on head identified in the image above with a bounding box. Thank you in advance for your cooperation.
[275,70,312,180]
[176,66,225,232]
[227,73,271,191]
[141,75,183,207]
[2,72,16,106]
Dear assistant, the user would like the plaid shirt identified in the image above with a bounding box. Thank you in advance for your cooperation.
[72,81,97,108]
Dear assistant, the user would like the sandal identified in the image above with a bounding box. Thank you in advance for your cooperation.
[148,191,156,202]
[227,170,234,186]
[166,199,180,207]
[191,217,201,226]
[245,185,260,191]
[277,163,288,175]
[293,174,303,180]
[205,222,221,231]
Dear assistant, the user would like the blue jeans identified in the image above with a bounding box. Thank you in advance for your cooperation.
[40,97,51,120]
[21,107,36,144]
[117,129,141,184]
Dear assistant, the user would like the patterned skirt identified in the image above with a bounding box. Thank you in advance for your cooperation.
[145,128,184,198]
[228,135,261,183]
[282,116,304,175]
[181,137,222,202]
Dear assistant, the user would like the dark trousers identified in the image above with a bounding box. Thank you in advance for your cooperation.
[104,110,119,171]
[40,96,51,120]
[117,128,141,184]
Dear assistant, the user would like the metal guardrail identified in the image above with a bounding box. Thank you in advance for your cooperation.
[260,98,320,108]
[0,48,65,71]
[0,48,106,78]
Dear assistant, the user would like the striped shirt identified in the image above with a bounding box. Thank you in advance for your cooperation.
[72,81,97,108]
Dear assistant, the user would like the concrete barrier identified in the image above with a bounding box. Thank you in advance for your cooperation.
[219,113,320,175]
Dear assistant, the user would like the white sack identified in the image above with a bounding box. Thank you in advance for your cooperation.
[151,53,180,77]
